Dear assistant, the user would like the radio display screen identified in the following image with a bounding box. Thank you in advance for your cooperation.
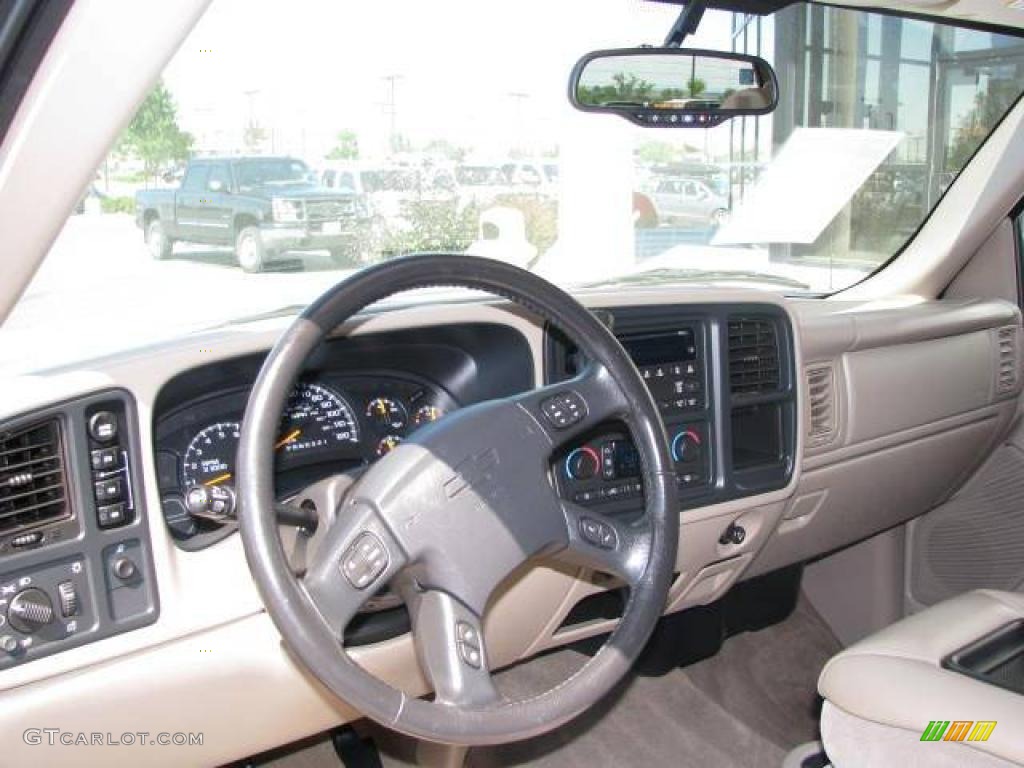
[623,330,696,366]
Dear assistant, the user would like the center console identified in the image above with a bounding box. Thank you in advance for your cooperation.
[547,303,796,516]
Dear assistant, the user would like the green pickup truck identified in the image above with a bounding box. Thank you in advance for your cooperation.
[135,156,369,272]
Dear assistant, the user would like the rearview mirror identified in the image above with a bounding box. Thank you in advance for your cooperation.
[570,48,778,128]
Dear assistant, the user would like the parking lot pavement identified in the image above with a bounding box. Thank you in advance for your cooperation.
[0,214,351,375]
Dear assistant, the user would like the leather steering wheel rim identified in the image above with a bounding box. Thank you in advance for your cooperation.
[237,254,678,746]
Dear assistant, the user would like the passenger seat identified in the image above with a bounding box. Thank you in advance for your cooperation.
[818,590,1024,767]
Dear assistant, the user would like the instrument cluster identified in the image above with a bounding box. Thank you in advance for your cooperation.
[154,373,457,542]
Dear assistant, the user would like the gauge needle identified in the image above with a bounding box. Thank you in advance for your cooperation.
[275,429,302,450]
[204,472,232,486]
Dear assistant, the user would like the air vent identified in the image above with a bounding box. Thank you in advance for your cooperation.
[806,365,837,447]
[728,317,780,395]
[0,419,70,536]
[996,326,1018,394]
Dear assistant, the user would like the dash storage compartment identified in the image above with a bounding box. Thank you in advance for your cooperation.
[943,620,1024,695]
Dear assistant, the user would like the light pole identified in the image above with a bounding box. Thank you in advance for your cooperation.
[382,74,404,153]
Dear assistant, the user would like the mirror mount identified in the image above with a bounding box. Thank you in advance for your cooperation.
[664,0,706,48]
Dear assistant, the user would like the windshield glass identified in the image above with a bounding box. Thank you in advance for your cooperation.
[234,158,310,188]
[3,0,1023,375]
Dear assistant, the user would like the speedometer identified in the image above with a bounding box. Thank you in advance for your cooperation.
[277,382,360,456]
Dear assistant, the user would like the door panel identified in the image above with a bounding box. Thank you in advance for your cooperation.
[196,164,234,242]
[906,421,1024,610]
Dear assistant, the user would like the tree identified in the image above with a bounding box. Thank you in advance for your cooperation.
[947,82,1018,170]
[578,72,656,105]
[118,80,193,181]
[687,78,707,98]
[423,138,465,162]
[327,130,360,160]
[637,141,677,164]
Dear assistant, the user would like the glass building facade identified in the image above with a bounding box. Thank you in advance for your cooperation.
[727,7,1024,266]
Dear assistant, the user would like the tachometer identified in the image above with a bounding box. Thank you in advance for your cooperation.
[182,421,240,488]
[278,382,360,456]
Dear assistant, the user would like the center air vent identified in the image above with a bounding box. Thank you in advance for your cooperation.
[0,419,70,536]
[728,317,780,396]
[806,364,837,446]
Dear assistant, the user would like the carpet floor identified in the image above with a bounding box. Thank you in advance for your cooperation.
[253,596,840,768]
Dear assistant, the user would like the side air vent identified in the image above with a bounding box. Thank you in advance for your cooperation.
[996,325,1018,394]
[0,419,70,536]
[806,364,837,447]
[728,317,780,395]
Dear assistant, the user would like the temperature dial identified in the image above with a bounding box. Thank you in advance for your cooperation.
[671,429,702,463]
[366,398,407,431]
[565,446,600,480]
[412,404,445,427]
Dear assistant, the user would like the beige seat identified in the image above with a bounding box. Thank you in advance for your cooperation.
[818,590,1024,767]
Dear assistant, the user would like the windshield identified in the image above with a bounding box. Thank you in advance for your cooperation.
[234,158,310,188]
[3,0,1023,375]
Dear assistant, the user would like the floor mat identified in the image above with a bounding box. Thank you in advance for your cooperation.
[257,596,840,768]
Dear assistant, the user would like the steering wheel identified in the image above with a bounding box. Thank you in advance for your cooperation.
[237,254,678,745]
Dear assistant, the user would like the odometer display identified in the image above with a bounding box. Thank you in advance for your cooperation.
[278,382,360,457]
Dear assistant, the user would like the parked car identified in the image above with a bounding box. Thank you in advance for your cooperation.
[135,156,370,272]
[501,161,559,195]
[453,164,509,207]
[646,176,729,228]
[319,163,459,238]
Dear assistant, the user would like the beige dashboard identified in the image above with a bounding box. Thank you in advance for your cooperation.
[0,287,1019,767]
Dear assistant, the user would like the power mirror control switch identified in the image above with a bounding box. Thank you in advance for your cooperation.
[112,557,138,582]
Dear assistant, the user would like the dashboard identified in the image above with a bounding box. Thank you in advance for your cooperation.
[0,288,1019,768]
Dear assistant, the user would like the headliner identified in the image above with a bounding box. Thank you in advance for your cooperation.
[648,0,1024,35]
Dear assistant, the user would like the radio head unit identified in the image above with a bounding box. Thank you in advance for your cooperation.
[620,329,704,415]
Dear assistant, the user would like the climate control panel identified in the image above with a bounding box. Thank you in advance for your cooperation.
[560,421,710,509]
